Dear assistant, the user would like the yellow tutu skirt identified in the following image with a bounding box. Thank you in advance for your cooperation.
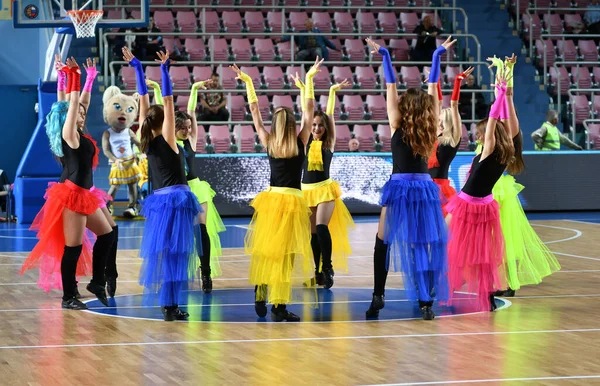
[301,179,355,273]
[244,187,314,306]
[494,174,561,290]
[188,177,226,277]
[109,156,142,185]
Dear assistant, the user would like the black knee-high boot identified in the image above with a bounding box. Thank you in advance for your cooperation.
[195,223,212,293]
[311,233,321,271]
[105,225,119,297]
[61,245,86,309]
[316,224,334,288]
[87,230,114,306]
[366,236,389,318]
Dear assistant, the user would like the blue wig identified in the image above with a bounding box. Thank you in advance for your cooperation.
[46,101,69,157]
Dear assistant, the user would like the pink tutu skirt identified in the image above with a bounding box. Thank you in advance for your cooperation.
[446,191,507,311]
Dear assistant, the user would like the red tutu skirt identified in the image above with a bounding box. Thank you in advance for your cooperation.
[446,192,507,311]
[20,180,110,292]
[433,178,457,217]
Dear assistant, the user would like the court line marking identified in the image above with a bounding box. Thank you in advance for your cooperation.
[530,223,582,244]
[553,251,600,262]
[564,219,600,225]
[2,325,600,350]
[365,375,600,385]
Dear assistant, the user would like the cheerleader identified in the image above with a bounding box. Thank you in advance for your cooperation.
[486,55,561,296]
[290,75,355,288]
[364,37,453,320]
[446,66,513,312]
[21,57,115,309]
[175,81,226,293]
[232,58,322,322]
[428,68,473,217]
[58,55,120,299]
[125,47,201,321]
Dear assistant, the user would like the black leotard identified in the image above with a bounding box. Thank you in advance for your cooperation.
[147,135,187,190]
[461,149,507,197]
[269,137,305,189]
[391,129,428,174]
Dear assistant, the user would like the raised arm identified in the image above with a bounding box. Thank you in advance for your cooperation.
[122,46,150,124]
[447,67,474,147]
[503,54,520,139]
[481,80,508,161]
[429,36,456,129]
[80,58,98,112]
[301,57,324,145]
[366,38,399,133]
[62,58,82,149]
[187,80,209,152]
[156,51,177,152]
[230,64,268,147]
[327,79,351,149]
[55,54,67,102]
[146,79,164,105]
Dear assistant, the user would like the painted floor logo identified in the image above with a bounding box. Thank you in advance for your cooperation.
[24,4,38,19]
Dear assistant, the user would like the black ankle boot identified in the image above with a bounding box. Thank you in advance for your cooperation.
[323,268,334,289]
[86,282,109,306]
[271,305,300,322]
[106,276,117,298]
[366,294,385,318]
[162,306,189,321]
[201,274,213,294]
[490,294,497,312]
[315,271,325,286]
[419,301,435,320]
[62,297,88,310]
[255,285,267,317]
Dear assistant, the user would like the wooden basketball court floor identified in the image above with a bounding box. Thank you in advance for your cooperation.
[1,214,600,385]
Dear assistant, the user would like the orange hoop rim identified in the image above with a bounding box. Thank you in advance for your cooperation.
[67,10,104,19]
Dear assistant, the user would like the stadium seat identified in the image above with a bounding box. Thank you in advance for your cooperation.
[353,125,375,151]
[277,41,292,61]
[244,11,265,33]
[535,39,555,68]
[145,66,161,83]
[201,11,220,33]
[176,11,197,33]
[378,12,399,36]
[312,11,332,33]
[334,125,352,151]
[355,66,377,89]
[328,39,343,61]
[222,11,244,36]
[209,38,229,61]
[587,123,600,149]
[400,12,419,32]
[445,66,461,85]
[522,13,541,42]
[342,95,365,120]
[557,39,577,62]
[357,12,376,35]
[220,65,239,89]
[319,94,340,116]
[229,95,247,121]
[389,38,410,61]
[272,95,294,110]
[257,95,270,120]
[120,66,136,89]
[196,129,207,153]
[176,95,189,111]
[262,66,285,90]
[154,10,175,31]
[254,38,276,61]
[240,66,261,88]
[376,124,391,152]
[231,38,253,61]
[332,66,354,84]
[162,37,182,53]
[185,38,207,61]
[578,40,598,61]
[236,125,258,153]
[543,14,563,35]
[549,66,570,95]
[289,11,309,31]
[366,95,386,120]
[267,11,284,32]
[313,66,331,90]
[400,66,422,89]
[344,39,366,61]
[570,94,591,124]
[170,66,191,89]
[564,14,583,31]
[192,66,213,83]
[209,125,233,153]
[571,66,592,89]
[334,12,355,38]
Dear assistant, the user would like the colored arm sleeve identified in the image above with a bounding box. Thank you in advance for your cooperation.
[188,82,204,112]
[147,80,164,105]
[83,67,98,93]
[130,57,148,96]
[451,75,463,101]
[57,69,67,92]
[67,67,81,93]
[238,72,257,104]
[378,46,397,84]
[437,80,443,101]
[326,86,337,115]
[505,60,515,88]
[160,61,172,97]
[429,46,447,83]
[489,83,507,120]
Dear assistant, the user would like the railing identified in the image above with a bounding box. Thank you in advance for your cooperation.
[103,31,483,84]
[524,7,600,59]
[583,118,600,149]
[551,62,598,112]
[567,88,598,143]
[126,87,495,128]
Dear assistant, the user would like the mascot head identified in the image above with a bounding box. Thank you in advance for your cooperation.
[103,86,139,131]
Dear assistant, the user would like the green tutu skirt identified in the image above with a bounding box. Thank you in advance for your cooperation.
[493,175,561,290]
[189,178,226,277]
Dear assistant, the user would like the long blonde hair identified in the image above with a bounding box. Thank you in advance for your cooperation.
[438,108,455,146]
[268,107,298,158]
[396,88,437,158]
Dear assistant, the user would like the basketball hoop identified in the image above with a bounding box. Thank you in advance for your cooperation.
[67,10,104,38]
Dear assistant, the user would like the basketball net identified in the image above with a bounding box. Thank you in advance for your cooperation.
[67,10,104,38]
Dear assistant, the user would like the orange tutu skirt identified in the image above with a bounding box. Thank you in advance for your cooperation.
[433,178,457,217]
[20,180,110,292]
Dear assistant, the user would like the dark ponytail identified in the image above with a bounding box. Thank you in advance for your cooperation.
[140,105,165,153]
[507,130,525,175]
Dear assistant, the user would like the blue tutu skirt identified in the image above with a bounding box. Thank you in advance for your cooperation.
[380,173,449,303]
[139,184,202,306]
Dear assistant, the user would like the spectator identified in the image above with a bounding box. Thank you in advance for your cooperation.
[199,73,230,129]
[585,0,600,36]
[136,15,163,61]
[348,138,360,152]
[279,19,338,65]
[531,110,583,150]
[458,74,487,120]
[411,16,442,68]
